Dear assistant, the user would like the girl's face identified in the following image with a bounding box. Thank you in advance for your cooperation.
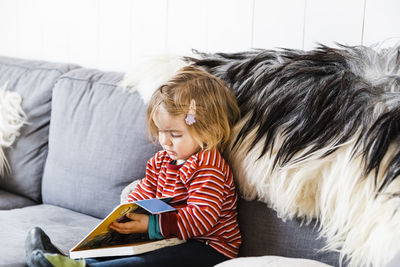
[153,106,201,161]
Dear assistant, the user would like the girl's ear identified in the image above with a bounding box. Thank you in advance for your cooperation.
[200,143,206,150]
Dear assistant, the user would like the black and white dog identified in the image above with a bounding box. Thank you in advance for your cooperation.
[122,44,400,267]
[188,45,400,267]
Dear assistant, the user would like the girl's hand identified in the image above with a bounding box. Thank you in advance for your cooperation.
[110,213,149,234]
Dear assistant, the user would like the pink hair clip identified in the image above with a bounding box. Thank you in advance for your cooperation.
[185,99,196,125]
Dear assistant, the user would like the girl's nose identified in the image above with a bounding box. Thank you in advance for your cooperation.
[159,133,172,147]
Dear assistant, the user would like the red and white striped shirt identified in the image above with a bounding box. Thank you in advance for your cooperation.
[127,149,242,258]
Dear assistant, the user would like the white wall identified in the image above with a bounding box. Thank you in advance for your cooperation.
[0,0,399,72]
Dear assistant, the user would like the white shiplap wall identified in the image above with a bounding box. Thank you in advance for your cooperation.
[0,0,399,72]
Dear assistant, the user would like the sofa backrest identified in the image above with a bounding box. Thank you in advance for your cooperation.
[0,56,79,202]
[41,68,160,219]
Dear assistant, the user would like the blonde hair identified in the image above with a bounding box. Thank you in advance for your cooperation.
[147,66,240,151]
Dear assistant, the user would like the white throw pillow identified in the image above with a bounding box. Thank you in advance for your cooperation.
[215,256,333,267]
[0,82,26,176]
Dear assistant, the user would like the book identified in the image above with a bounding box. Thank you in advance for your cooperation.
[69,198,185,259]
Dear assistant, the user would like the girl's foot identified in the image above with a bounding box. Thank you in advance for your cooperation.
[25,227,65,267]
[30,249,85,267]
[25,227,65,257]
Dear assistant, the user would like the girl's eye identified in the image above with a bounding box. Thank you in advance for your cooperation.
[171,134,182,138]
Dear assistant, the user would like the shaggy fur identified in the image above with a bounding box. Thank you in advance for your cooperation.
[0,83,26,176]
[187,44,400,267]
[121,53,197,103]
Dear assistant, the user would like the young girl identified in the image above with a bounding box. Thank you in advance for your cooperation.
[25,66,242,267]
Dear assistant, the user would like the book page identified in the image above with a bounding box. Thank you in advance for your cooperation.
[72,199,177,251]
[74,203,139,250]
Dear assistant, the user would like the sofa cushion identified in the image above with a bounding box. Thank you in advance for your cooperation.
[238,199,341,267]
[0,204,100,267]
[42,68,160,219]
[0,189,37,209]
[0,56,79,202]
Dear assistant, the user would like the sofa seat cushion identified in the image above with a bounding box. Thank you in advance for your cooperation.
[238,199,340,266]
[0,204,100,267]
[0,189,37,209]
[42,68,160,219]
[0,56,79,202]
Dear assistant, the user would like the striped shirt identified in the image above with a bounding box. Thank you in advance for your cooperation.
[127,149,242,258]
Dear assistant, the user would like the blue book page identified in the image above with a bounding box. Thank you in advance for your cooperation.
[135,198,176,214]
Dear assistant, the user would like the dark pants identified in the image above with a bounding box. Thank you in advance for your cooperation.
[85,240,229,267]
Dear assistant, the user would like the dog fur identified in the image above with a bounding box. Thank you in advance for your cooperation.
[0,83,26,176]
[120,45,400,266]
[188,44,400,267]
[120,53,197,103]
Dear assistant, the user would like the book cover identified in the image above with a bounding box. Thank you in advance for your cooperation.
[69,198,185,259]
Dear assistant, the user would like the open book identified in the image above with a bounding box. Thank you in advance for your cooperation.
[69,198,185,259]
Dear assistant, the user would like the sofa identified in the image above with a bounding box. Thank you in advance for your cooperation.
[0,55,346,267]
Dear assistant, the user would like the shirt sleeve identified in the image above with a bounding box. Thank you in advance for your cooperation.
[148,214,163,240]
[159,166,225,240]
[127,153,161,202]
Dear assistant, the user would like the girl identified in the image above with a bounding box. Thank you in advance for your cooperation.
[26,66,242,267]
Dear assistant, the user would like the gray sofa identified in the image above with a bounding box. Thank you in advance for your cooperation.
[0,56,340,267]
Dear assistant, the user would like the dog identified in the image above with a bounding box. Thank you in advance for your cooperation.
[187,44,400,267]
[121,45,400,266]
[0,82,26,176]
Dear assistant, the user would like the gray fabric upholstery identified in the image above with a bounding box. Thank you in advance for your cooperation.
[0,204,100,267]
[238,199,341,267]
[42,68,160,219]
[0,56,79,202]
[0,189,37,209]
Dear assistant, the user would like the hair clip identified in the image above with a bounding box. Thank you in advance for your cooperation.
[185,99,196,125]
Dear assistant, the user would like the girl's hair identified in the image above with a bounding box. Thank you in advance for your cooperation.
[147,65,240,151]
